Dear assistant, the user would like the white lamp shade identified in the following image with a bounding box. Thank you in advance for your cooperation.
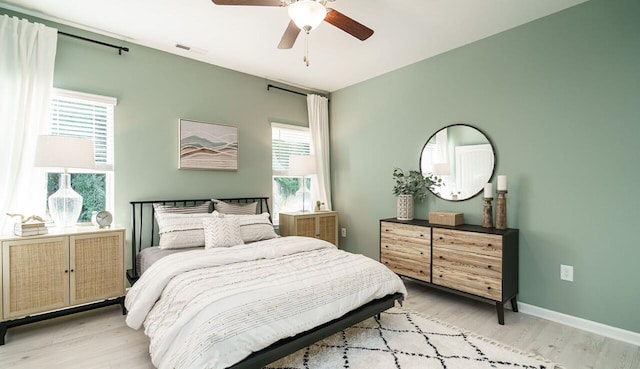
[288,0,327,31]
[34,135,95,170]
[289,155,316,176]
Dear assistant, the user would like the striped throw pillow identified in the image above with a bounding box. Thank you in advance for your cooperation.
[212,199,257,215]
[153,201,211,215]
[155,213,213,249]
[212,211,278,243]
[153,202,212,249]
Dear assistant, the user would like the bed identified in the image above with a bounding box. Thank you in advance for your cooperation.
[126,197,273,283]
[125,197,406,369]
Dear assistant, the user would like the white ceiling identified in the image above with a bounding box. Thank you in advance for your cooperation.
[1,0,588,92]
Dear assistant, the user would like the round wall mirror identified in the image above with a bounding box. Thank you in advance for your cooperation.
[419,124,496,201]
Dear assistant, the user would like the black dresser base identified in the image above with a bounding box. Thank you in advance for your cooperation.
[404,276,518,325]
[496,296,519,325]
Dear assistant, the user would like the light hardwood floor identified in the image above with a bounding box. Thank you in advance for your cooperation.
[0,279,638,369]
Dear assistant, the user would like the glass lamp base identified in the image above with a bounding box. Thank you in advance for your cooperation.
[48,173,83,227]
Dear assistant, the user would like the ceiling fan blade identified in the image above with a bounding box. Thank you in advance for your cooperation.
[324,8,374,41]
[278,20,301,49]
[211,0,283,6]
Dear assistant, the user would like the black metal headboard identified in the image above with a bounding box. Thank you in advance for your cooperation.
[127,197,270,284]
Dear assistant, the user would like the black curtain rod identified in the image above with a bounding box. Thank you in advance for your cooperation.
[58,31,129,55]
[267,84,307,97]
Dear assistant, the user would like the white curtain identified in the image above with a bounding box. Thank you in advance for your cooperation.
[307,94,332,210]
[434,128,449,164]
[0,15,58,233]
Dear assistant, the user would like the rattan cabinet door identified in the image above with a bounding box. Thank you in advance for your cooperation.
[70,231,125,306]
[279,212,339,247]
[317,213,338,246]
[2,237,70,319]
[294,216,317,238]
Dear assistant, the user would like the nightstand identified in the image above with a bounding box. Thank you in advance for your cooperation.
[0,226,126,344]
[279,211,339,247]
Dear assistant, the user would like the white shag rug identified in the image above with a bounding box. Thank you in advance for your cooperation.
[264,307,560,369]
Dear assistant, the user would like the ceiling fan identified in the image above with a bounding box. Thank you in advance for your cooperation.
[211,0,374,51]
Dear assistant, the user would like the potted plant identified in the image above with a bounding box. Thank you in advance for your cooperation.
[392,168,441,220]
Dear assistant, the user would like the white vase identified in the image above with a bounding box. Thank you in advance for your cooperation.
[48,173,83,227]
[396,194,414,221]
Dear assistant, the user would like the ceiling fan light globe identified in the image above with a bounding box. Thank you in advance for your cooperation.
[288,0,326,32]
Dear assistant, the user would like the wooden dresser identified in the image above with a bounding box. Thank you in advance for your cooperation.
[279,211,339,247]
[380,218,518,324]
[0,226,126,344]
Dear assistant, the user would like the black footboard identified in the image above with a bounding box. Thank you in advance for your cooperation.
[230,292,404,369]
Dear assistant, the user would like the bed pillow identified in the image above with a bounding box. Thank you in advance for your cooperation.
[153,201,211,215]
[155,212,212,249]
[203,217,245,249]
[212,199,257,215]
[212,211,278,243]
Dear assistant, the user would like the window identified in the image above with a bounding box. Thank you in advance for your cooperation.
[272,123,311,225]
[46,89,116,222]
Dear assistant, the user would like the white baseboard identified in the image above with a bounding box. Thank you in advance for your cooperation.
[518,302,640,347]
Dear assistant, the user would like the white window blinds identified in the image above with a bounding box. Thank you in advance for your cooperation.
[272,123,310,174]
[49,88,116,171]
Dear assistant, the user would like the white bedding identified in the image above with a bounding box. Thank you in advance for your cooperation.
[125,236,407,369]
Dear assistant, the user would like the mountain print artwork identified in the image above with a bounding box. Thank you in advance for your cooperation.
[179,119,238,170]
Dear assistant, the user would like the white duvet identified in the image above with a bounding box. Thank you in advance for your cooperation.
[125,236,406,369]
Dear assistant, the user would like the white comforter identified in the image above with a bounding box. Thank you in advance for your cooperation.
[125,236,406,369]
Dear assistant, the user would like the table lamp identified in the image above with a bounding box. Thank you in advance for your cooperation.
[288,155,316,212]
[34,135,95,227]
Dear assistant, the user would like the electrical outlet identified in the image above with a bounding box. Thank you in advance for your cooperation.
[561,264,574,282]
[341,228,347,237]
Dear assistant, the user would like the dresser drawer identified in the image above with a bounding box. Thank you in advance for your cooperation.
[380,253,430,282]
[433,229,502,257]
[381,236,430,260]
[432,246,501,280]
[432,265,502,300]
[380,222,430,282]
[380,222,430,245]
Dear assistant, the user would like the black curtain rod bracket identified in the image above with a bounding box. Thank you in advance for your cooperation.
[59,31,129,55]
[267,84,307,97]
[267,84,329,101]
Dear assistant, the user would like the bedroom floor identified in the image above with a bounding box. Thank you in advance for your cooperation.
[0,279,638,369]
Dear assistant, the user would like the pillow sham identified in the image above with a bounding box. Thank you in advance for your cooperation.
[212,199,257,215]
[153,201,211,215]
[155,212,212,249]
[203,217,244,249]
[212,211,278,243]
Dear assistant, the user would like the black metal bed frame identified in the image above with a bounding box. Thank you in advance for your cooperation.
[127,196,404,369]
[126,197,270,284]
[229,292,403,369]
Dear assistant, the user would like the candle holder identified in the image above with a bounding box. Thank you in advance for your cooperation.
[496,190,508,230]
[482,197,493,228]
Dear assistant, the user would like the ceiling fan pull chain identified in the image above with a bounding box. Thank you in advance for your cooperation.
[304,32,310,67]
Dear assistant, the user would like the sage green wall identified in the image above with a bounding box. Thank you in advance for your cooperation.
[330,0,640,332]
[1,8,310,268]
[4,0,638,333]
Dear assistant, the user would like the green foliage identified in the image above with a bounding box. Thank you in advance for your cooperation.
[274,177,300,198]
[392,168,442,202]
[47,173,106,222]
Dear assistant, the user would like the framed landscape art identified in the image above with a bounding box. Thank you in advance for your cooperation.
[178,119,238,170]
